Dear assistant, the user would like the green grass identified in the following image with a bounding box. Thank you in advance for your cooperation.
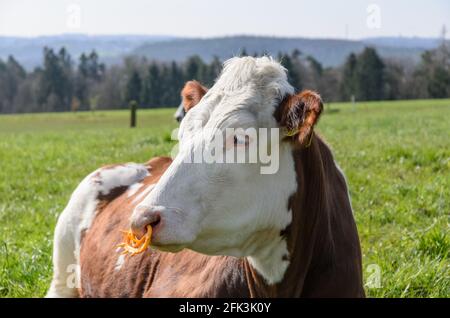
[0,100,449,297]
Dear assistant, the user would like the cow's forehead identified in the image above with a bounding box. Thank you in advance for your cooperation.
[180,56,294,136]
[213,56,292,94]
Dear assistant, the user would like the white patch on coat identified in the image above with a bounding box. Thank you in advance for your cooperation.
[46,163,148,298]
[114,254,126,271]
[335,160,353,211]
[127,183,144,197]
[247,237,290,285]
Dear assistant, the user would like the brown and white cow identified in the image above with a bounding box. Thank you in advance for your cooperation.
[174,80,208,122]
[47,57,364,298]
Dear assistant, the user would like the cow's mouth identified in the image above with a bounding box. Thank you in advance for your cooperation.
[144,216,161,240]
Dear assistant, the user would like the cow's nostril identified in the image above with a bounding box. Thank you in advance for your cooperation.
[149,214,161,229]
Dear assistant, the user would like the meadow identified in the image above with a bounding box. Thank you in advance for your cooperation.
[0,99,449,297]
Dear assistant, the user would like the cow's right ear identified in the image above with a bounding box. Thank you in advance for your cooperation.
[181,80,208,112]
[275,90,323,147]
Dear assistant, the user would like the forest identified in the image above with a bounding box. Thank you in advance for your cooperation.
[0,43,449,114]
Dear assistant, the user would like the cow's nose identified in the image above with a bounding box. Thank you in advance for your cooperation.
[130,205,162,237]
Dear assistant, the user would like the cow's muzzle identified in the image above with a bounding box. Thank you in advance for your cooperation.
[174,102,186,123]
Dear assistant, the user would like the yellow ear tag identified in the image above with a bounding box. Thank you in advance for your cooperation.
[285,128,300,137]
[284,128,314,148]
[305,132,314,148]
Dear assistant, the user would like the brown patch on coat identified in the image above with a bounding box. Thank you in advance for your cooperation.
[96,186,128,212]
[276,137,364,297]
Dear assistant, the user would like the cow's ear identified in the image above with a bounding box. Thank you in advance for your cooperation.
[276,90,323,147]
[181,80,208,111]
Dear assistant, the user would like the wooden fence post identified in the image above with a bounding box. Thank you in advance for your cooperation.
[129,100,137,128]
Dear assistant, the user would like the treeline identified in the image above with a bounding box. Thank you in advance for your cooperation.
[0,44,449,114]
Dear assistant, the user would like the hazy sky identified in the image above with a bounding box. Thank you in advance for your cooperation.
[0,0,449,39]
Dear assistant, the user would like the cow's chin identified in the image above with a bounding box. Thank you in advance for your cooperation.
[150,224,197,253]
[151,243,185,253]
[153,237,245,257]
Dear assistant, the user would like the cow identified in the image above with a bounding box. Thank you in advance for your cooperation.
[174,80,208,122]
[47,56,364,298]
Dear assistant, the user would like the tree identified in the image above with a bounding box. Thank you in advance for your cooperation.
[96,66,123,109]
[306,56,323,76]
[75,50,105,110]
[279,52,302,91]
[288,51,304,91]
[320,68,341,102]
[340,53,357,101]
[205,56,222,86]
[184,55,205,82]
[415,44,450,98]
[58,48,74,108]
[37,47,74,112]
[305,55,324,93]
[0,56,26,112]
[383,59,405,100]
[428,67,450,98]
[141,63,161,107]
[125,70,142,105]
[354,47,385,101]
[166,61,185,105]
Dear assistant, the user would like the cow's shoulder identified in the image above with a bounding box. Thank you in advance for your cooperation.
[72,156,173,203]
[60,162,150,237]
[69,156,172,218]
[92,157,173,210]
[73,162,150,205]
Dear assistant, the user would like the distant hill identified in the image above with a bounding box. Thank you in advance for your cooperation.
[0,34,446,69]
[363,37,443,49]
[0,34,176,70]
[134,36,446,67]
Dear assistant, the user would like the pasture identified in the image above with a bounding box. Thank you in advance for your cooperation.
[0,99,449,297]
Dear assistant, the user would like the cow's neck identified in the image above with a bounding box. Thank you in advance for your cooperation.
[281,136,343,296]
[246,232,290,285]
[243,136,335,297]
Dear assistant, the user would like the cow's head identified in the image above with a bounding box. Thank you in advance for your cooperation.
[174,80,208,122]
[132,57,322,283]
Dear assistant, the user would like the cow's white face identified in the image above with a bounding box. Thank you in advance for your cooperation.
[132,57,323,283]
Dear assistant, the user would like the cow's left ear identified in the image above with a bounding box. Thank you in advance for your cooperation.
[181,80,208,112]
[276,90,323,147]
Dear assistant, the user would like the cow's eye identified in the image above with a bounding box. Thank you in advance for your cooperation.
[233,135,249,146]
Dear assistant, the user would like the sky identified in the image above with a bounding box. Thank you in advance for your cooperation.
[0,0,449,39]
